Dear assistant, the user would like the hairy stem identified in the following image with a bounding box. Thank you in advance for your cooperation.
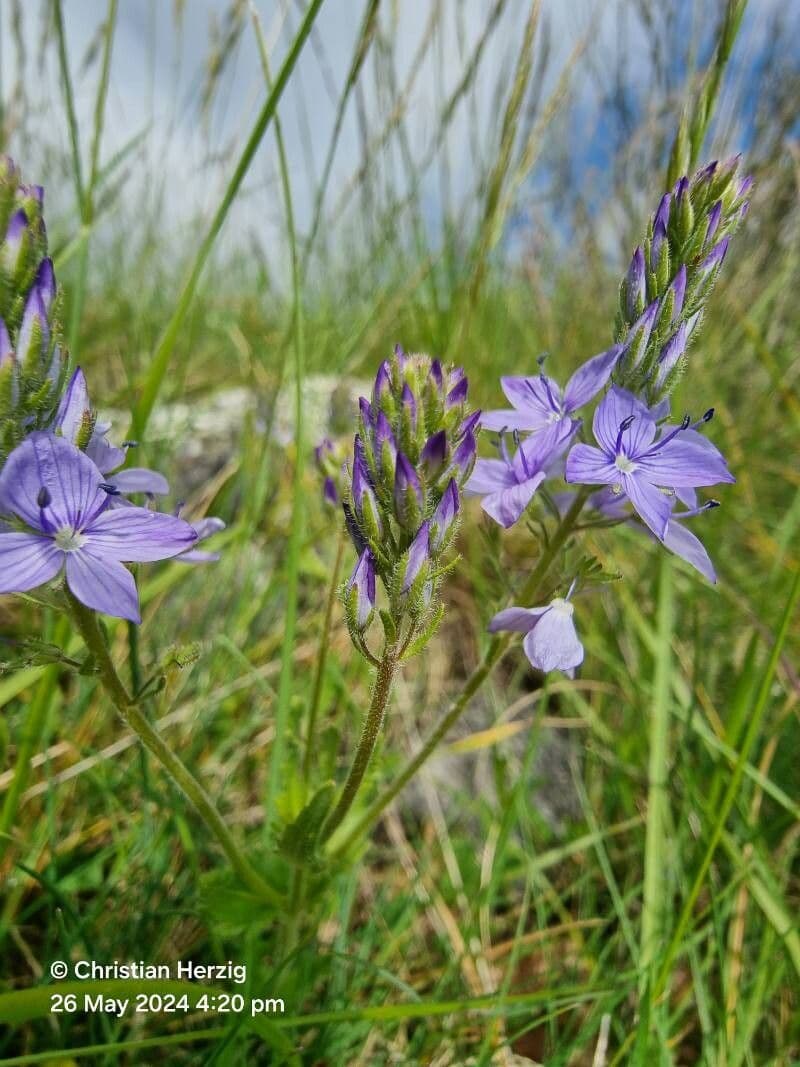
[321,643,400,843]
[66,593,282,906]
[329,487,592,855]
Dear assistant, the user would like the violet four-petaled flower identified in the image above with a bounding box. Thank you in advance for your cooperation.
[0,433,197,622]
[489,595,584,674]
[565,386,733,539]
[465,419,577,528]
[480,346,622,434]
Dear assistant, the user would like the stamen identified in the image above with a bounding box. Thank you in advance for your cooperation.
[615,415,636,452]
[539,372,558,412]
[536,352,549,368]
[99,482,121,496]
[37,486,51,507]
[499,432,511,466]
[121,439,139,448]
[644,414,690,455]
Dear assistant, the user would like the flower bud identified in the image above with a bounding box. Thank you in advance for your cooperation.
[430,479,459,552]
[394,451,424,531]
[402,520,430,593]
[347,548,376,629]
[420,430,447,477]
[623,246,645,320]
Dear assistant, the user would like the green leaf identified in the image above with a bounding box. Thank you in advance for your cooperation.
[277,782,335,865]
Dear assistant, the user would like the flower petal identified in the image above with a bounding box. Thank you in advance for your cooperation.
[500,374,561,418]
[624,475,672,539]
[65,551,141,622]
[564,444,617,485]
[523,608,584,673]
[0,533,62,593]
[488,606,547,633]
[54,367,90,443]
[84,507,198,562]
[635,438,734,487]
[0,432,106,530]
[464,458,517,496]
[481,472,545,528]
[662,521,716,583]
[479,408,543,433]
[592,386,655,455]
[563,345,622,412]
[175,548,221,565]
[110,468,170,495]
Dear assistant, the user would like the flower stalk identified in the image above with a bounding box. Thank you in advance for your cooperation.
[65,590,282,907]
[328,487,592,855]
[320,642,400,844]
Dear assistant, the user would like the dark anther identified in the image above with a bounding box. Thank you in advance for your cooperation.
[121,439,139,448]
[99,482,121,496]
[536,352,549,367]
[512,429,522,448]
[37,486,51,508]
[702,408,714,422]
[680,414,691,430]
[705,499,721,509]
[619,415,636,432]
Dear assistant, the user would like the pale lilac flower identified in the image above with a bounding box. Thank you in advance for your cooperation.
[489,593,584,674]
[54,368,168,497]
[480,346,622,434]
[465,419,577,528]
[0,433,197,622]
[565,386,733,539]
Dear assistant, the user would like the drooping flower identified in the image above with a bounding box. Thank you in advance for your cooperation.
[0,433,197,622]
[489,593,584,674]
[480,346,622,434]
[465,419,577,528]
[54,368,168,497]
[565,386,733,539]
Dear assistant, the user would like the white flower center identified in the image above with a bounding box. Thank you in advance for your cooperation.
[549,597,574,617]
[54,527,86,552]
[546,409,563,424]
[615,454,637,474]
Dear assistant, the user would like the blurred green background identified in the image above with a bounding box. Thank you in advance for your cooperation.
[0,1,798,1062]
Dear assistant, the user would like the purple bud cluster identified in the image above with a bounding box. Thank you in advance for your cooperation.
[616,155,752,403]
[342,345,478,635]
[0,156,67,461]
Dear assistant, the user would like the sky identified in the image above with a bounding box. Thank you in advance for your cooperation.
[1,0,796,277]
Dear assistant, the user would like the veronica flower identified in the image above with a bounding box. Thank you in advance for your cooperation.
[0,433,197,622]
[565,386,733,539]
[489,592,584,674]
[480,346,622,434]
[54,368,168,497]
[465,419,576,528]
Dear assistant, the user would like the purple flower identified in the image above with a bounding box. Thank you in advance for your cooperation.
[394,451,423,528]
[0,433,197,622]
[176,516,226,565]
[465,419,577,528]
[480,346,622,434]
[351,435,381,535]
[54,368,168,497]
[347,547,377,628]
[489,594,584,674]
[565,386,733,540]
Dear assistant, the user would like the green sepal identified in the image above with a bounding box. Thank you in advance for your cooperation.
[400,602,445,662]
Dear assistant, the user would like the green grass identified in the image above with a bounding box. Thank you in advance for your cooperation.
[1,0,799,1063]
